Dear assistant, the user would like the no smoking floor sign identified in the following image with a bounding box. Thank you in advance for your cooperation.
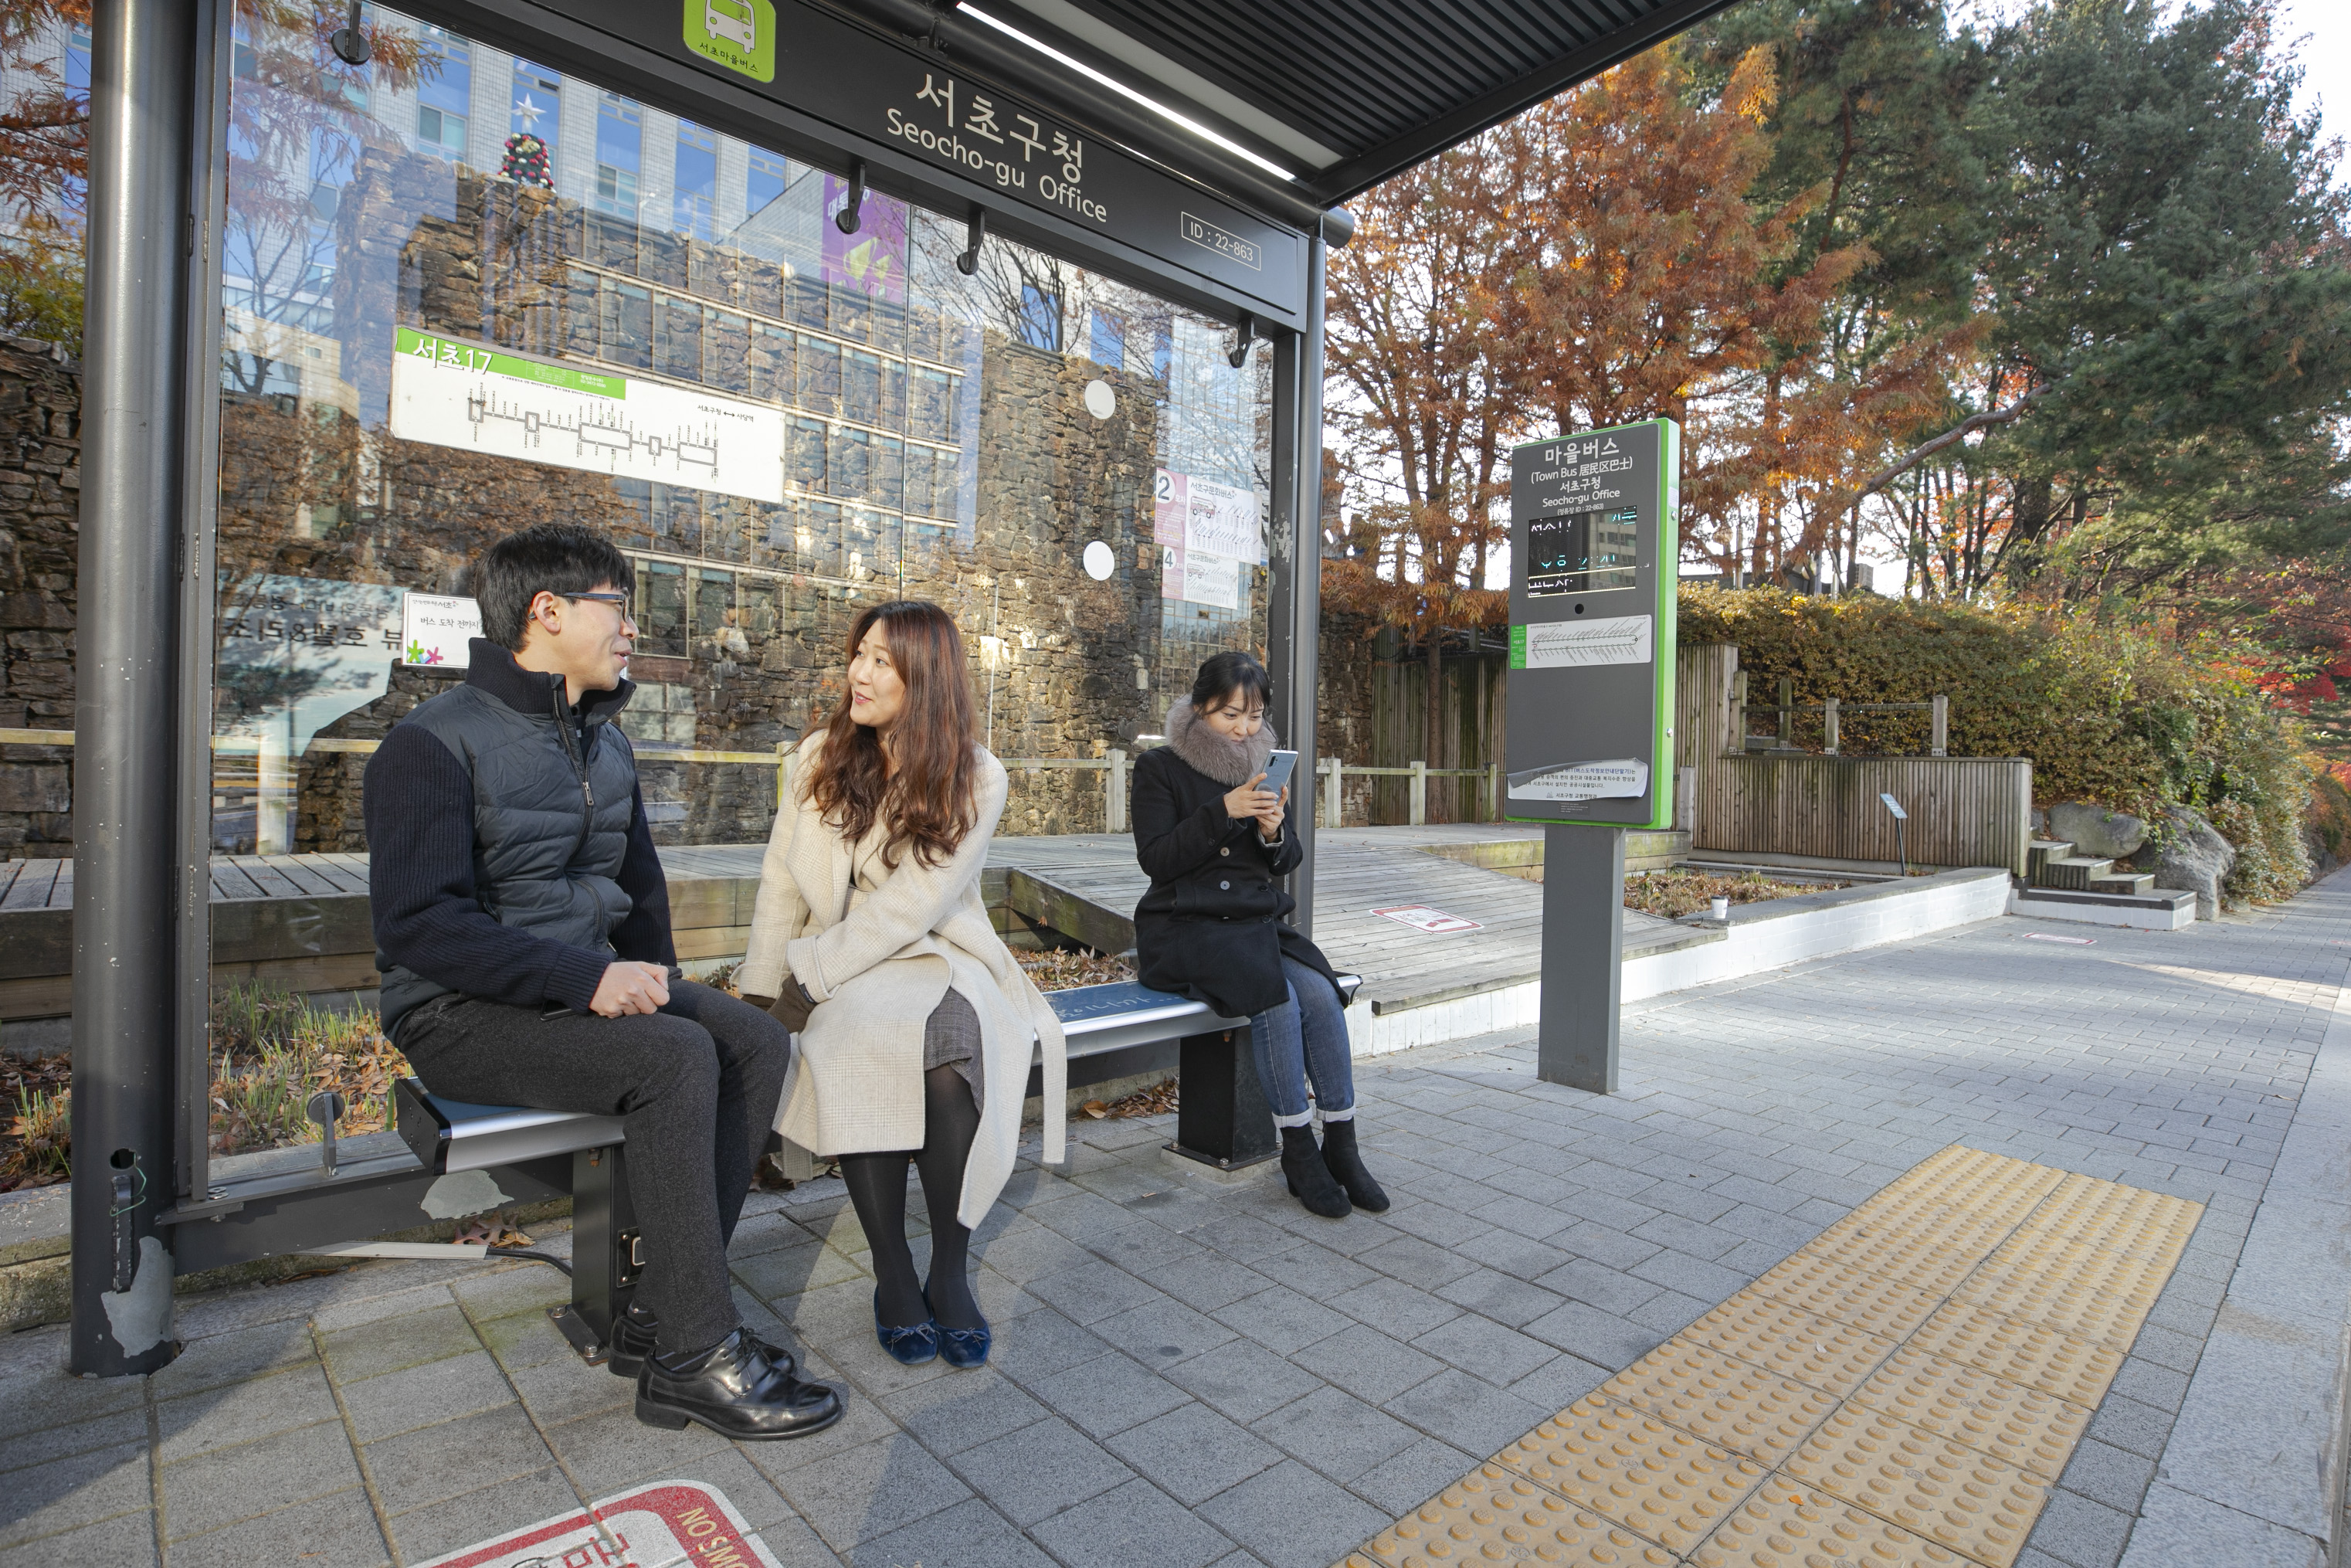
[415,1480,780,1568]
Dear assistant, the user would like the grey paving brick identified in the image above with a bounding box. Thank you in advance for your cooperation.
[166,1490,388,1568]
[1552,1220,1663,1271]
[1505,1352,1611,1414]
[368,1402,558,1515]
[1165,1339,1326,1424]
[2057,1438,2159,1514]
[1093,1295,1240,1369]
[0,1441,151,1552]
[144,1320,317,1400]
[1032,1477,1237,1568]
[382,1468,582,1564]
[982,1307,1111,1383]
[1521,1300,1664,1368]
[1195,1460,1392,1568]
[1383,1367,1549,1455]
[1324,1276,1463,1340]
[1027,1350,1194,1439]
[2110,1356,2193,1414]
[150,1362,341,1463]
[1139,1255,1281,1315]
[317,1305,481,1385]
[159,1419,366,1544]
[1290,1328,1448,1406]
[1353,1234,1483,1290]
[2085,1393,2176,1461]
[1449,1229,1576,1282]
[880,1367,1050,1455]
[951,1415,1134,1525]
[1630,1247,1747,1302]
[1532,1257,1663,1316]
[842,1497,1048,1568]
[1410,1313,1555,1386]
[1025,1260,1163,1325]
[772,1434,973,1552]
[2021,1487,2135,1568]
[1350,1435,1481,1515]
[1104,1402,1284,1505]
[337,1348,515,1444]
[0,1509,158,1568]
[1213,1285,1357,1355]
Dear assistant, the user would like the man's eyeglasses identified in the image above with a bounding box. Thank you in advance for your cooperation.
[562,591,633,619]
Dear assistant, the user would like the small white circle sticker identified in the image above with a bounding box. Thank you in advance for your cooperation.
[1081,540,1115,580]
[1082,379,1116,419]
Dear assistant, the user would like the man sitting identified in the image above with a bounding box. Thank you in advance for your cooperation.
[364,523,838,1440]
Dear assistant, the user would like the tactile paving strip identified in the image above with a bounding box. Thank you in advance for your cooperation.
[1684,1295,1902,1397]
[1492,1399,1769,1551]
[1749,1254,1946,1342]
[1954,1241,2171,1352]
[1848,1346,2091,1481]
[1689,1475,1971,1566]
[1342,1464,1678,1566]
[1907,1302,2125,1408]
[1782,1405,2048,1568]
[1329,1145,2203,1568]
[1599,1339,1841,1466]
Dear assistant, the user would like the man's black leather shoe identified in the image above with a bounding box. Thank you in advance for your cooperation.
[608,1305,797,1381]
[634,1330,843,1441]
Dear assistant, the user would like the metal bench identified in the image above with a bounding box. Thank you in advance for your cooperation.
[393,973,1359,1362]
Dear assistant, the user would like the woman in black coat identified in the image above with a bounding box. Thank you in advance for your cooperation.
[1131,651,1386,1219]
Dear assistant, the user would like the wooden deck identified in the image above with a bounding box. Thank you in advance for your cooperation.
[0,826,1694,1021]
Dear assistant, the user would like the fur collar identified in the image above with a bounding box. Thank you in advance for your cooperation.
[1163,697,1277,786]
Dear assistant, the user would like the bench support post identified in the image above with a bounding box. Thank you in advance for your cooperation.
[1168,1027,1280,1171]
[548,1143,639,1364]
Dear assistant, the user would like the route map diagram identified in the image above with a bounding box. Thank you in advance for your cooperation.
[388,328,786,504]
[1510,613,1654,670]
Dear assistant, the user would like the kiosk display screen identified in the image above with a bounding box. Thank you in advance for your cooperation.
[1525,507,1640,597]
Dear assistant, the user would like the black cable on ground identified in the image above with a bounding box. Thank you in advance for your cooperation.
[486,1244,572,1276]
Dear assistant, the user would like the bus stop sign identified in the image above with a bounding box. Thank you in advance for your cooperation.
[1504,419,1679,830]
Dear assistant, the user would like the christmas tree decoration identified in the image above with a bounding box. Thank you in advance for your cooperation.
[500,132,551,188]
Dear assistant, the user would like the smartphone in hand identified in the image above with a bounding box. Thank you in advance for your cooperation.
[1258,748,1299,799]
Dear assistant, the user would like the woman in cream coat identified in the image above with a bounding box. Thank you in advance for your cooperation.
[738,600,1065,1369]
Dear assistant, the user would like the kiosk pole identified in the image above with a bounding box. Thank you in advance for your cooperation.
[1539,825,1623,1092]
[70,0,202,1376]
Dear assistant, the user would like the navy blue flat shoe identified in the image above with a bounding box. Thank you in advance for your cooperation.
[924,1289,991,1369]
[874,1289,938,1366]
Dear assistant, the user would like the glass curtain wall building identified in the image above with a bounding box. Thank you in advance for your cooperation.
[214,5,1274,856]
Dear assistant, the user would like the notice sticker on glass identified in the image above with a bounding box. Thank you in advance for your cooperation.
[1152,468,1188,545]
[1184,476,1262,563]
[1179,551,1240,610]
[1508,615,1654,670]
[1508,758,1650,803]
[1372,905,1483,935]
[402,593,483,669]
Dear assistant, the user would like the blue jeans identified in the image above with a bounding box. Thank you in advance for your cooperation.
[1250,955,1354,1128]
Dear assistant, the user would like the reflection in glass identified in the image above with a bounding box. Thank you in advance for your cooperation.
[214,4,1272,858]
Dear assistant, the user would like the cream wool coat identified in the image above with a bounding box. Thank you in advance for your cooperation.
[738,738,1067,1227]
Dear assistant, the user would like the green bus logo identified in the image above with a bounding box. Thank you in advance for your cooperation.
[684,0,775,81]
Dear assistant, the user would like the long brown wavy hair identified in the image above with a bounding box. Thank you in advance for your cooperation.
[802,599,979,869]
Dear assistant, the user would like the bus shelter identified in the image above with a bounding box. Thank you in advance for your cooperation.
[70,0,1735,1376]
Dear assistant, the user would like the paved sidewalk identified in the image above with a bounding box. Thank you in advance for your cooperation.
[2,876,2345,1567]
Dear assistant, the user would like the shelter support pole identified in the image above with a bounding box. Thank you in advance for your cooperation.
[70,0,205,1376]
[1538,825,1623,1094]
[1266,233,1328,932]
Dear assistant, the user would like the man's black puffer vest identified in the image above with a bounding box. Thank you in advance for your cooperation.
[375,640,642,1030]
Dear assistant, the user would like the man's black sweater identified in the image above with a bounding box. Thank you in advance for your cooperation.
[362,646,675,1020]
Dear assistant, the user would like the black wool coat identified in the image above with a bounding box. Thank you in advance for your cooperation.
[1129,736,1345,1021]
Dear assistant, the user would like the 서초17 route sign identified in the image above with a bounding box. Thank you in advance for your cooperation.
[1505,418,1679,828]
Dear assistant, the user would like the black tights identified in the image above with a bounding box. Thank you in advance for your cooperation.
[838,1064,985,1331]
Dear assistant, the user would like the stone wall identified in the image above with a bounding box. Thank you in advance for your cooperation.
[0,338,79,859]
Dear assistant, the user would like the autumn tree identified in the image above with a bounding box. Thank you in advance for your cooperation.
[1321,141,1515,772]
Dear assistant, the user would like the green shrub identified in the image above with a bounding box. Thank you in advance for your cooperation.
[1679,586,2319,902]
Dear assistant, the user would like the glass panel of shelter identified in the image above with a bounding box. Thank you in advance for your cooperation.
[212,3,1274,879]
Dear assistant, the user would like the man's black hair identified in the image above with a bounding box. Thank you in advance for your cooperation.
[474,524,631,652]
[1190,650,1272,711]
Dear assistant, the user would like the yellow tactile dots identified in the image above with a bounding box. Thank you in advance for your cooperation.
[1330,1145,2204,1568]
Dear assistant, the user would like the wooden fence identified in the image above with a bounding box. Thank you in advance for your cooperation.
[1676,645,2031,874]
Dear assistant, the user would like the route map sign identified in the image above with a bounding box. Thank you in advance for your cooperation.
[389,328,787,504]
[1504,419,1679,828]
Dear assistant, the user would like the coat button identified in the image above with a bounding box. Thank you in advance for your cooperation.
[1220,847,1230,857]
[1220,880,1230,890]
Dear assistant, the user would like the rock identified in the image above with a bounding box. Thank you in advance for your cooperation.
[2150,806,2235,920]
[2047,801,2146,860]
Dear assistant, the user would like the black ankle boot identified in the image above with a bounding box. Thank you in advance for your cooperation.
[609,1302,797,1381]
[635,1329,843,1441]
[1319,1118,1389,1213]
[1281,1125,1351,1218]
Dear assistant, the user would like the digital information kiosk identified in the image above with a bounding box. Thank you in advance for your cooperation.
[1504,419,1679,1091]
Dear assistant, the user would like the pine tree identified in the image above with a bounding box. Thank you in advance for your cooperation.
[500,132,551,188]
